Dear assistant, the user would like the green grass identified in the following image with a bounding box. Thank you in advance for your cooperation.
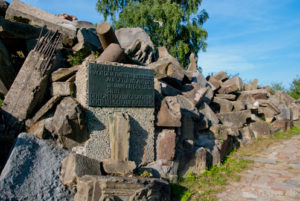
[171,126,300,200]
[0,98,2,107]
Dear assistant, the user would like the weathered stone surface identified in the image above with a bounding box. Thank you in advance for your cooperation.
[208,75,222,90]
[181,83,209,106]
[52,97,87,149]
[276,104,291,120]
[6,0,77,45]
[217,110,251,128]
[239,126,256,146]
[25,96,61,128]
[187,53,197,72]
[180,114,196,141]
[76,63,155,165]
[232,100,246,111]
[109,112,130,161]
[241,89,268,100]
[73,28,101,52]
[96,22,119,49]
[154,79,181,97]
[145,160,177,179]
[198,102,219,125]
[51,66,79,82]
[245,79,258,91]
[116,27,154,51]
[176,94,199,116]
[0,133,75,201]
[102,159,136,175]
[96,43,125,63]
[272,119,294,131]
[270,91,295,106]
[258,106,277,123]
[125,39,154,64]
[179,147,207,177]
[157,129,176,161]
[61,153,102,187]
[218,77,243,94]
[157,46,181,67]
[249,121,271,138]
[215,93,236,101]
[1,51,49,121]
[213,71,228,82]
[211,97,233,113]
[27,119,48,139]
[192,71,210,88]
[51,81,74,96]
[0,39,15,97]
[156,96,181,127]
[148,57,185,89]
[0,16,40,40]
[75,175,170,201]
[289,103,300,121]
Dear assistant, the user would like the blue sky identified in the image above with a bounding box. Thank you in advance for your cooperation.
[6,0,300,88]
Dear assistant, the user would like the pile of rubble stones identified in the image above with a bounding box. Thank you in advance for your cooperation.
[0,0,300,200]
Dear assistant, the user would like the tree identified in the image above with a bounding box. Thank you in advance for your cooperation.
[288,75,300,99]
[96,0,208,68]
[270,82,286,95]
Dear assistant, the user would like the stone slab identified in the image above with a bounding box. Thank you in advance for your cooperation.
[88,63,154,107]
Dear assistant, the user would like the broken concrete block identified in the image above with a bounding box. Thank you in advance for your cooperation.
[96,43,125,63]
[51,66,79,82]
[217,110,251,128]
[187,53,197,72]
[154,79,181,97]
[74,175,170,201]
[25,96,61,128]
[156,129,176,161]
[148,57,185,89]
[213,71,228,82]
[179,147,207,177]
[108,112,130,161]
[198,102,219,125]
[60,153,102,187]
[249,121,271,138]
[27,119,48,139]
[208,76,222,90]
[102,159,136,175]
[72,28,101,52]
[241,89,268,100]
[52,97,87,149]
[96,22,119,49]
[215,93,236,101]
[232,100,246,111]
[156,96,181,127]
[276,104,292,120]
[218,76,243,94]
[245,79,258,91]
[211,97,233,113]
[5,0,77,46]
[51,81,74,96]
[272,119,294,131]
[125,39,154,64]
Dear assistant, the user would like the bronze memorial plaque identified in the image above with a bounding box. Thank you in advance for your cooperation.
[88,63,154,107]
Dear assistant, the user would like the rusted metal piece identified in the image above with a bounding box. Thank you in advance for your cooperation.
[96,22,119,49]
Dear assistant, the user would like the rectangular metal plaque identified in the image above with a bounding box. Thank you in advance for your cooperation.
[88,63,154,107]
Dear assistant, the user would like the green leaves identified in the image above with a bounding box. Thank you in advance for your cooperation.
[96,0,208,68]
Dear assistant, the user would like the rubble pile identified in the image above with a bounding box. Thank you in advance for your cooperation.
[0,0,300,200]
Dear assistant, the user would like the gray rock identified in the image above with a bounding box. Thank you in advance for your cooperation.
[116,27,154,51]
[212,97,233,113]
[154,79,181,97]
[5,0,77,46]
[239,126,256,146]
[276,104,291,120]
[241,89,268,100]
[192,71,210,88]
[218,76,243,94]
[72,28,101,52]
[0,133,75,201]
[198,102,219,125]
[176,94,199,116]
[51,81,74,96]
[0,0,8,16]
[208,76,222,90]
[125,39,154,64]
[213,71,228,82]
[74,175,170,201]
[51,66,79,82]
[215,93,236,101]
[232,100,246,111]
[187,53,197,72]
[61,153,102,187]
[217,110,251,128]
[102,159,136,175]
[249,121,271,138]
[245,79,258,91]
[272,119,294,131]
[156,96,181,127]
[52,97,87,149]
[145,160,177,179]
[181,83,209,106]
[27,119,48,139]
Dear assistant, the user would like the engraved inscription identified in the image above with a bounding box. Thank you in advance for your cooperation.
[88,63,154,107]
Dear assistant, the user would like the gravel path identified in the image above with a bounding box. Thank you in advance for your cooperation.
[217,135,300,201]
